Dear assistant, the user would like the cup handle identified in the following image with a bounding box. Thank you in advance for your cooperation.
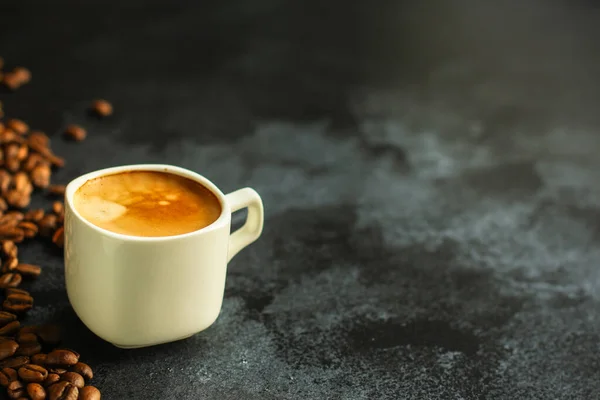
[225,188,264,262]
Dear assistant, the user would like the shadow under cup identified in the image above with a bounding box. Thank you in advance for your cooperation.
[63,164,264,348]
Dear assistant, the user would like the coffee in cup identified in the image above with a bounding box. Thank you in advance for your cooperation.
[73,170,221,237]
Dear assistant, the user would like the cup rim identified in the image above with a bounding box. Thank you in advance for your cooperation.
[64,164,231,242]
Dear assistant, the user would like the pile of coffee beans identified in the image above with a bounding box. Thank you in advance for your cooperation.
[0,58,108,399]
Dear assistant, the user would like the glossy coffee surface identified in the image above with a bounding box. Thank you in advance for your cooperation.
[74,171,221,237]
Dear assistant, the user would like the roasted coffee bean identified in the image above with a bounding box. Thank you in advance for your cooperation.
[27,382,46,400]
[2,256,18,273]
[45,350,78,367]
[13,172,32,194]
[0,273,21,288]
[52,227,64,248]
[3,293,33,313]
[16,332,38,345]
[60,372,83,389]
[5,190,30,209]
[17,222,38,239]
[0,227,24,242]
[15,263,41,278]
[0,367,17,386]
[52,202,64,217]
[35,325,60,346]
[19,364,48,383]
[0,340,18,360]
[31,353,46,366]
[63,125,86,142]
[0,170,11,194]
[0,356,29,369]
[47,185,65,197]
[37,214,57,238]
[6,119,28,136]
[0,320,20,336]
[90,99,112,117]
[30,164,51,189]
[44,373,59,387]
[6,288,28,297]
[24,209,44,223]
[0,198,7,212]
[69,362,92,381]
[23,153,43,172]
[0,311,17,325]
[7,379,25,398]
[78,385,101,400]
[48,381,78,400]
[1,241,17,258]
[48,368,66,375]
[2,73,21,91]
[16,342,41,357]
[12,67,31,85]
[27,131,49,147]
[16,144,28,161]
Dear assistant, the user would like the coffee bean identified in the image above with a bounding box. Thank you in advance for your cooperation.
[13,172,32,194]
[48,368,66,375]
[78,385,101,400]
[1,256,18,273]
[47,185,65,197]
[19,364,48,383]
[0,170,11,194]
[51,227,64,248]
[0,321,20,336]
[6,190,30,209]
[16,144,28,161]
[0,340,18,360]
[31,353,46,366]
[3,292,33,313]
[30,164,51,189]
[35,325,60,346]
[24,209,44,223]
[60,372,83,389]
[0,273,21,288]
[27,382,46,400]
[63,125,86,142]
[48,381,78,400]
[37,214,57,237]
[12,67,31,85]
[90,99,112,117]
[52,202,64,217]
[16,332,37,345]
[6,288,28,297]
[1,241,17,258]
[2,73,22,91]
[22,153,43,172]
[0,311,17,325]
[43,373,59,387]
[45,350,78,367]
[0,226,25,242]
[6,120,28,136]
[7,380,25,399]
[70,362,92,381]
[0,367,17,386]
[17,222,38,239]
[27,131,49,148]
[0,356,29,370]
[15,263,41,278]
[16,342,41,357]
[0,198,7,212]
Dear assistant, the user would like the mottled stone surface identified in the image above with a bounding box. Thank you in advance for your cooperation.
[1,0,600,398]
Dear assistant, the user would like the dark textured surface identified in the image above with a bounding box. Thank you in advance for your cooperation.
[1,0,600,399]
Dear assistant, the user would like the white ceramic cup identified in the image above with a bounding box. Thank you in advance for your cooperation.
[64,164,264,348]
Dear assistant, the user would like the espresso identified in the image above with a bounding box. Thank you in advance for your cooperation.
[74,171,221,237]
